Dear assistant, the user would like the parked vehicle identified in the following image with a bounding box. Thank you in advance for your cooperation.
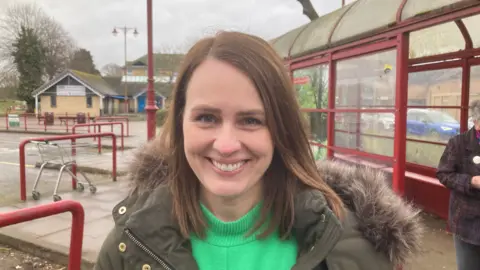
[406,109,459,140]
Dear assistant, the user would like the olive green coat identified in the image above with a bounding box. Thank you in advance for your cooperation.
[94,144,423,270]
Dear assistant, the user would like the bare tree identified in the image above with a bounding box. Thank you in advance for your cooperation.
[297,0,319,21]
[0,65,19,99]
[101,63,124,77]
[0,3,76,79]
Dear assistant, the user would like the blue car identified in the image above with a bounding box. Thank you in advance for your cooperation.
[406,109,460,140]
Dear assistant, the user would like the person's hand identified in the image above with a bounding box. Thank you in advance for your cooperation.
[471,176,480,189]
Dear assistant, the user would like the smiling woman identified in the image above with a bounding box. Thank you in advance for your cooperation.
[94,31,423,270]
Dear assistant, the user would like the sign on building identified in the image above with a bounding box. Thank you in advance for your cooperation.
[56,85,86,96]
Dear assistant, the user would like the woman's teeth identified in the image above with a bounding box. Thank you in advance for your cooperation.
[212,160,245,172]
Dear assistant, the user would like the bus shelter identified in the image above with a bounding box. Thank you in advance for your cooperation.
[271,0,480,220]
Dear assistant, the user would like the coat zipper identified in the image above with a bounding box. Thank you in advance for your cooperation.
[124,229,175,270]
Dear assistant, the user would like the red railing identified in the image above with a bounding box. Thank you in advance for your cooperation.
[72,122,125,152]
[0,200,85,270]
[95,116,129,136]
[1,112,93,133]
[19,133,117,201]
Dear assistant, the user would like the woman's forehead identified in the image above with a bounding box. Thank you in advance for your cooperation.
[185,59,264,111]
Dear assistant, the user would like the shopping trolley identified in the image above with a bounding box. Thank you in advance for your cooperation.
[30,140,97,202]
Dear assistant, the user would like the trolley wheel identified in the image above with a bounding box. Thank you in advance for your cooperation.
[32,191,41,200]
[89,186,97,194]
[53,195,62,202]
[77,183,85,192]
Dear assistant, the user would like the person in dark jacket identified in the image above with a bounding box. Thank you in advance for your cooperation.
[437,100,480,270]
[95,31,423,270]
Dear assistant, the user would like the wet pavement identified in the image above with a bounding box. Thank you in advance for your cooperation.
[0,121,153,206]
[0,120,151,266]
[0,180,130,266]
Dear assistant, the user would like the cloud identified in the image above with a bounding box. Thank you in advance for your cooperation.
[0,0,352,68]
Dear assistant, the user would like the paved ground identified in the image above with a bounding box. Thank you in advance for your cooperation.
[0,120,157,206]
[0,180,130,268]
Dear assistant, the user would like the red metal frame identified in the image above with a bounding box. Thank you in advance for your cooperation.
[392,33,409,196]
[73,122,125,152]
[145,0,158,141]
[0,200,85,270]
[19,133,117,201]
[95,116,129,137]
[283,0,480,222]
[332,39,397,61]
[460,57,471,133]
[470,58,480,65]
[290,56,329,72]
[327,54,335,158]
[409,47,480,66]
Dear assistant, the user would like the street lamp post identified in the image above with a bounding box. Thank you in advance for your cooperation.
[112,26,138,114]
[145,0,158,140]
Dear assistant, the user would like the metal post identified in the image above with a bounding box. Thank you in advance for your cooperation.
[145,0,158,140]
[124,26,128,114]
[392,33,409,196]
[113,26,137,114]
[327,55,335,158]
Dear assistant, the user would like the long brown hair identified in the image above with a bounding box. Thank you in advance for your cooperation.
[160,31,344,239]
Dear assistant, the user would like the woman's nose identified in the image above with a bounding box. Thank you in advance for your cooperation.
[212,125,241,155]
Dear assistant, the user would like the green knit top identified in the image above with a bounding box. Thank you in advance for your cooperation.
[190,203,298,270]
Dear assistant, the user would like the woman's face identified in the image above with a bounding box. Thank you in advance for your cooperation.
[183,58,274,204]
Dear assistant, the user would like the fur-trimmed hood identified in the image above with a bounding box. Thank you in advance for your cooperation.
[126,141,423,267]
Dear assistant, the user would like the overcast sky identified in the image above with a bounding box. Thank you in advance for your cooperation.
[1,0,356,69]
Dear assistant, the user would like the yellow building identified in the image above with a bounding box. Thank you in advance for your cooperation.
[32,69,174,118]
[32,69,120,117]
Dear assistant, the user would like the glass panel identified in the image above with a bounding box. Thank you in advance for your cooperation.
[401,0,465,21]
[334,112,394,156]
[407,68,462,107]
[468,65,480,129]
[293,65,329,109]
[406,108,460,143]
[409,22,464,58]
[336,50,396,108]
[311,145,327,161]
[303,111,328,144]
[271,25,307,59]
[291,7,349,57]
[463,14,480,49]
[406,140,446,167]
[331,0,402,44]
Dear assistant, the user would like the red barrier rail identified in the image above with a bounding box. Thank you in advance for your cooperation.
[1,112,94,133]
[19,133,117,201]
[0,200,85,270]
[72,122,125,152]
[95,116,129,136]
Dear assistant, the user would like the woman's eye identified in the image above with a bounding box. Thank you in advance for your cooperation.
[243,117,262,126]
[196,114,216,123]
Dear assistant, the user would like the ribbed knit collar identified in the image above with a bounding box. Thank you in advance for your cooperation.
[199,202,264,247]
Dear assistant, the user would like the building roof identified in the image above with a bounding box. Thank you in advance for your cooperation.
[102,76,174,97]
[32,69,118,97]
[32,69,175,99]
[271,0,477,59]
[127,53,184,72]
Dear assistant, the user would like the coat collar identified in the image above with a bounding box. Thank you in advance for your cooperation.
[466,127,480,151]
[115,185,343,270]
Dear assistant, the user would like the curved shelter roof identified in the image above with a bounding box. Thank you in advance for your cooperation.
[271,0,480,60]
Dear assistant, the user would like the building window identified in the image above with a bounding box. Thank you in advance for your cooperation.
[50,95,57,108]
[86,96,92,108]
